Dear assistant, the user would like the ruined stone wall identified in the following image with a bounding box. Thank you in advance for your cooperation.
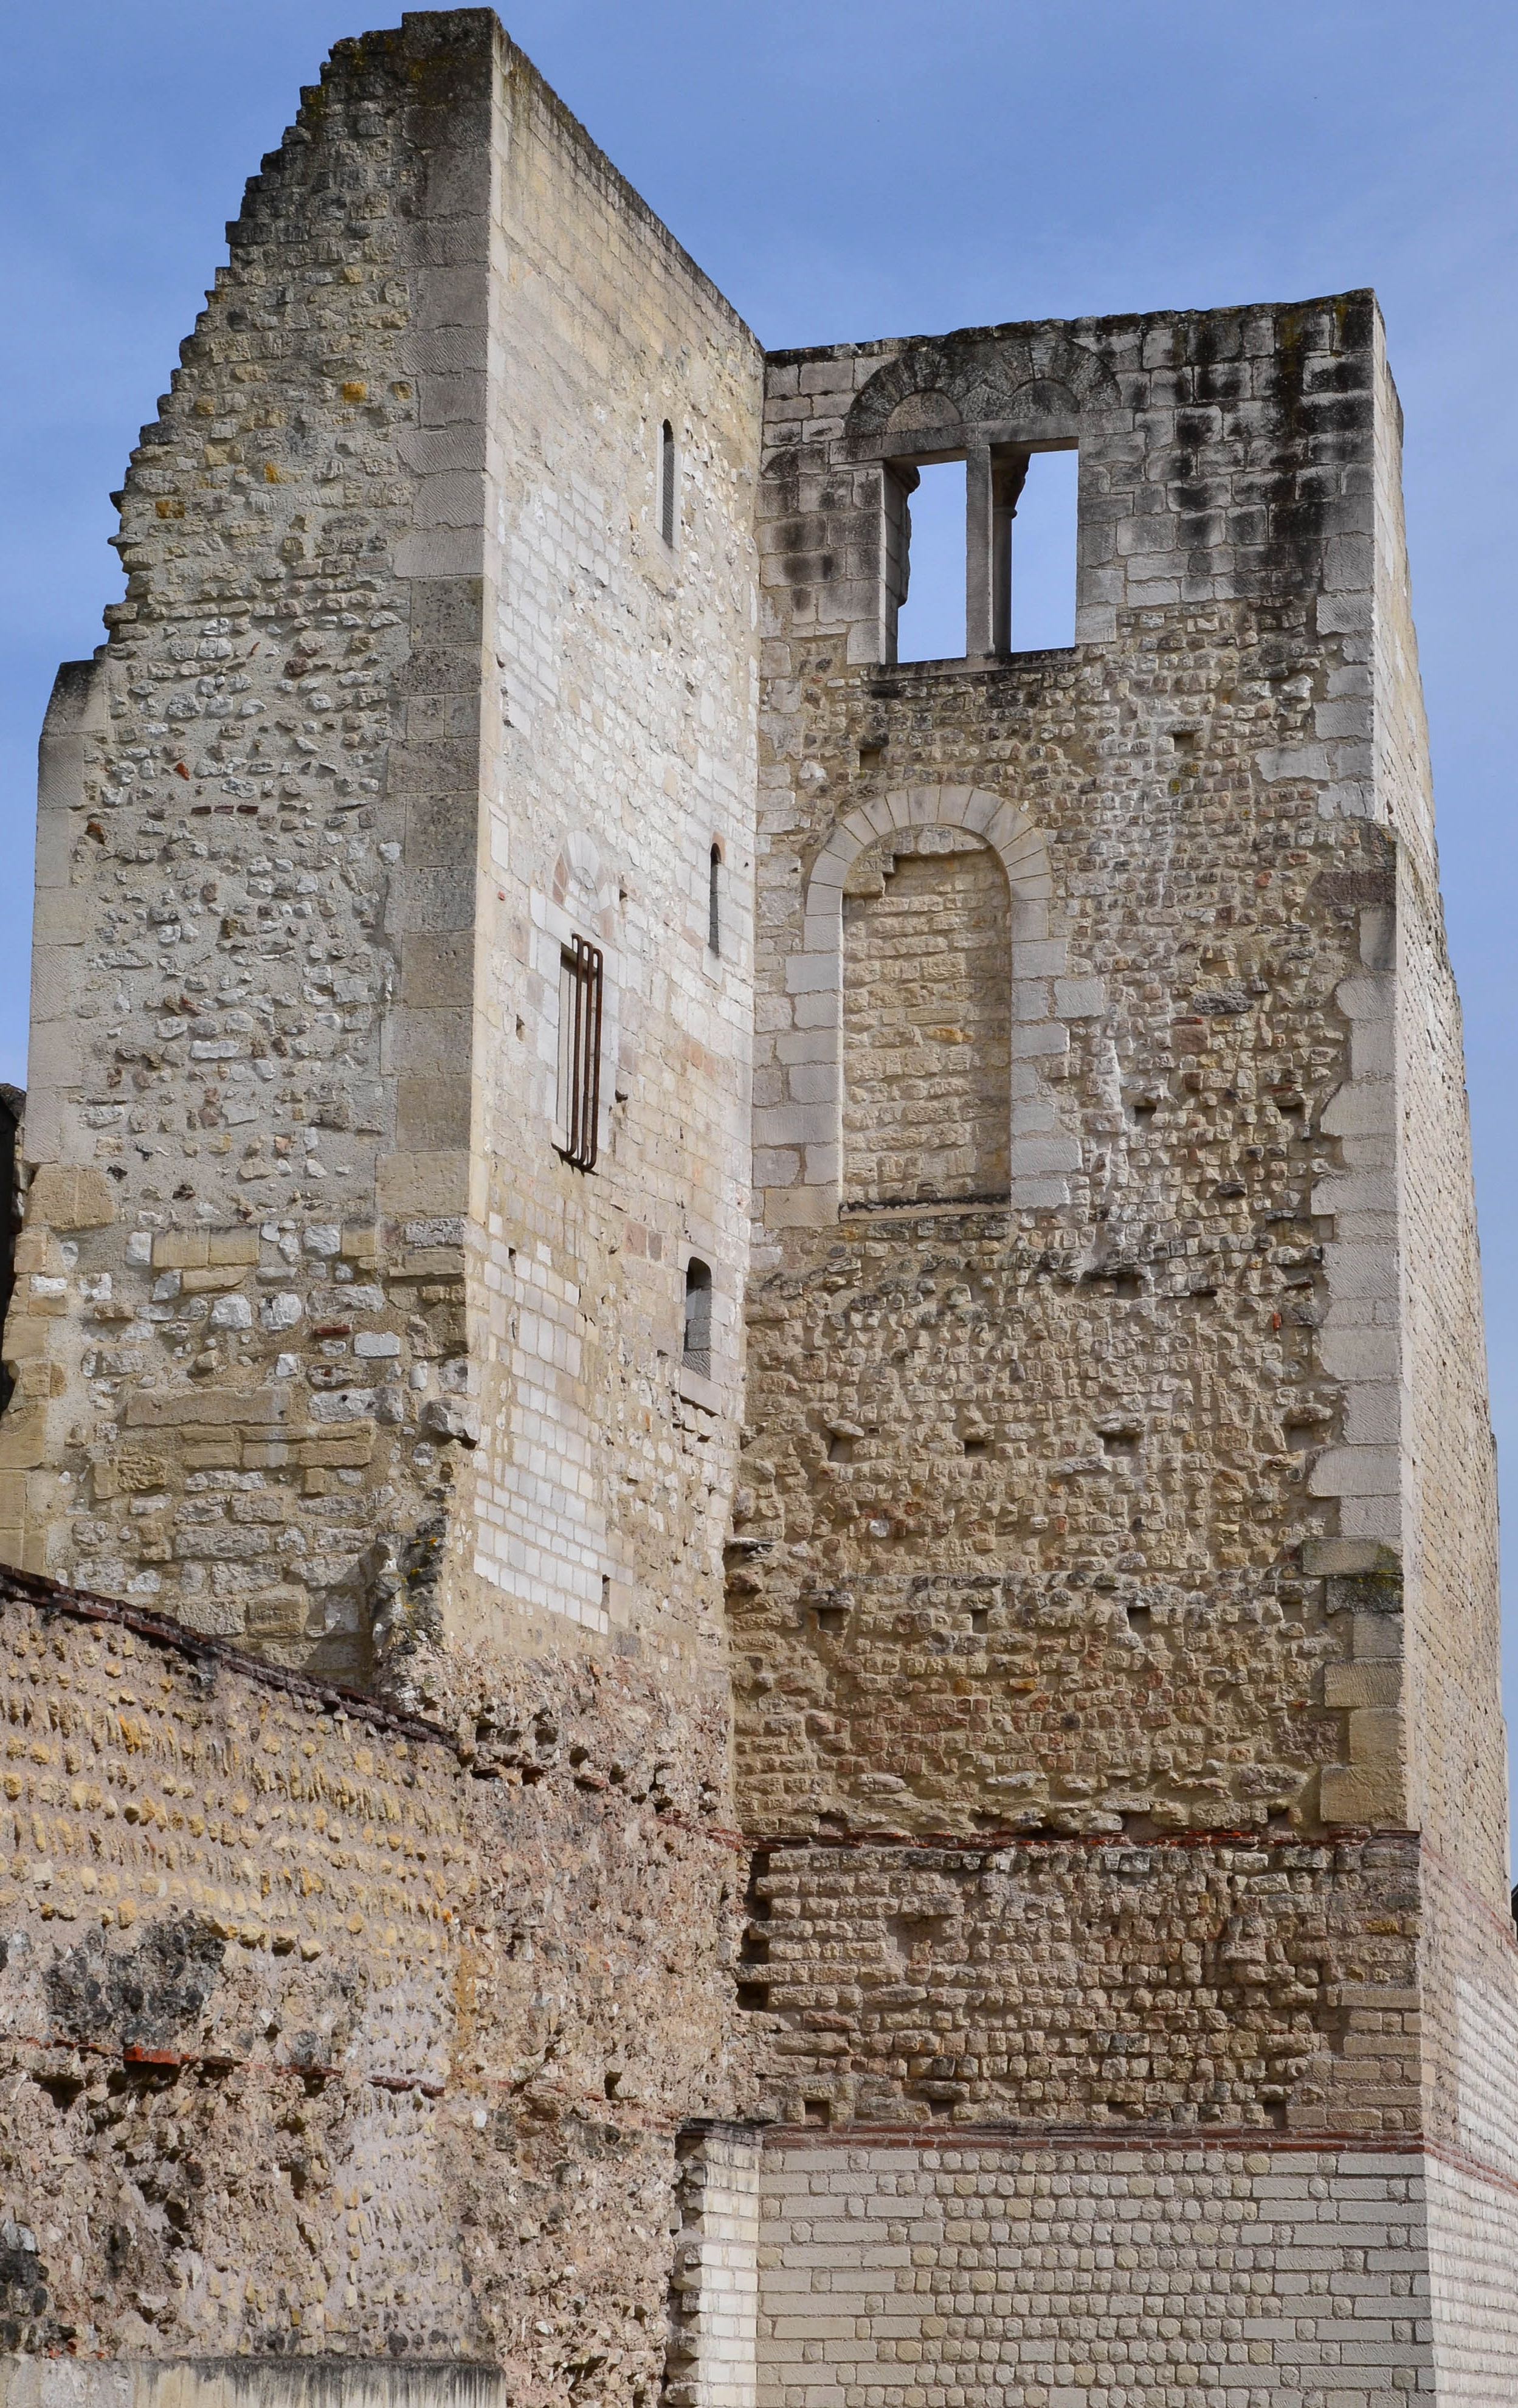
[0,15,500,1679]
[0,11,766,2391]
[736,619,1393,1852]
[0,1577,747,2390]
[740,1834,1420,2134]
[0,7,764,1714]
[1368,333,1506,1891]
[732,286,1514,2395]
[1368,324,1518,2375]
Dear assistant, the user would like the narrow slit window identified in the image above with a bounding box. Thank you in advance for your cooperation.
[683,1257,712,1378]
[708,843,722,955]
[556,933,603,1171]
[893,457,966,662]
[660,420,677,548]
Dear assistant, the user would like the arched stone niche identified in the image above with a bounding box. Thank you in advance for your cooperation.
[756,786,1095,1229]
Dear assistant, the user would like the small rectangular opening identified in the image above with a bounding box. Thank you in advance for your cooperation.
[894,458,965,662]
[660,419,677,547]
[682,1258,712,1378]
[1010,449,1078,650]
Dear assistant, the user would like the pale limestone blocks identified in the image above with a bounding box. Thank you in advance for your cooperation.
[668,2128,762,2408]
[471,1220,612,1636]
[1313,903,1400,1551]
[756,2141,1438,2408]
[1311,897,1405,1825]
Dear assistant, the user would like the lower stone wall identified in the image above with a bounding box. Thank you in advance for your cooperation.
[0,1577,743,2401]
[740,1836,1423,2132]
[0,2368,508,2408]
[1407,1843,1518,2399]
[1424,2154,1518,2405]
[757,2137,1438,2406]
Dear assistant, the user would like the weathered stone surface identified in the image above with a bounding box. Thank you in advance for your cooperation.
[0,1582,745,2379]
[0,9,1513,2403]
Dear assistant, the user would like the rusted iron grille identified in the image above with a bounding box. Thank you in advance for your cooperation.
[558,933,603,1170]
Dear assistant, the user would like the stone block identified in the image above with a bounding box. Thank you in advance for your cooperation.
[394,1075,473,1150]
[1323,1663,1402,1710]
[298,1432,376,1469]
[153,1230,209,1270]
[1319,1762,1406,1826]
[26,1165,117,1230]
[206,1230,261,1268]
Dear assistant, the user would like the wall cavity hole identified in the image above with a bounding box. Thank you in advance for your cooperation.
[970,1608,990,1635]
[826,1432,855,1463]
[962,1437,989,1460]
[735,1982,770,2012]
[1126,1606,1153,1637]
[803,2098,831,2127]
[814,1604,846,1637]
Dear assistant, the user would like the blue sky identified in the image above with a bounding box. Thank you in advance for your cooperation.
[3,2,1517,1806]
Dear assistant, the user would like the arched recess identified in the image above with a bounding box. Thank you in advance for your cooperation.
[757,786,1089,1224]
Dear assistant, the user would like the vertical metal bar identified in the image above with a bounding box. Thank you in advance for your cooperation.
[571,937,585,1165]
[569,937,585,1164]
[557,937,603,1170]
[584,942,603,1170]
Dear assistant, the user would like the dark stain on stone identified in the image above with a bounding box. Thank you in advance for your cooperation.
[46,1914,226,2050]
[0,2224,64,2353]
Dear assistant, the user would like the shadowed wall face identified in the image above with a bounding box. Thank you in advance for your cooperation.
[843,832,1010,1207]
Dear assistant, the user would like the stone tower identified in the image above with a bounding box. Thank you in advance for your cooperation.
[1,12,1514,2404]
